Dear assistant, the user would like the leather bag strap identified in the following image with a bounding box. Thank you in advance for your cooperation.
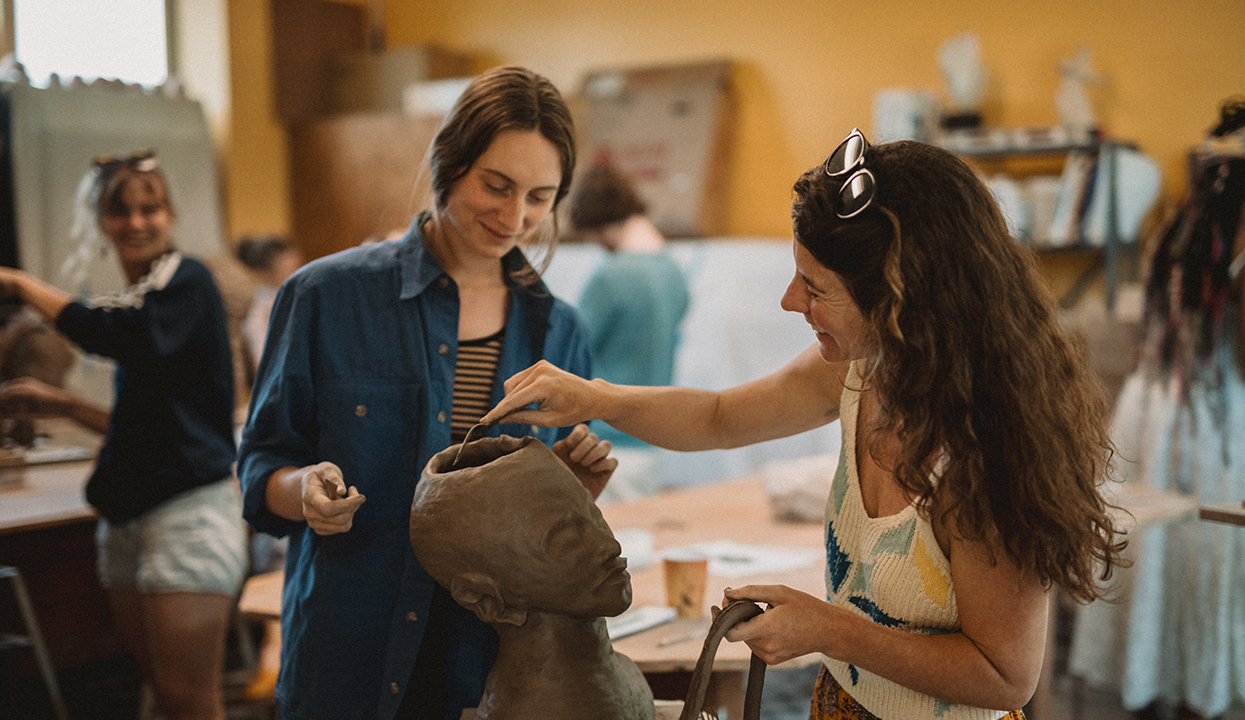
[679,599,766,720]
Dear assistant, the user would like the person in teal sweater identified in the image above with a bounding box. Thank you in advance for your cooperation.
[567,163,690,503]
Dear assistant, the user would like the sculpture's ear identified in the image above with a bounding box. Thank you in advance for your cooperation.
[449,572,527,627]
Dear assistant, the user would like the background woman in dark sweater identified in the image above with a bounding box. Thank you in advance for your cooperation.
[0,151,245,720]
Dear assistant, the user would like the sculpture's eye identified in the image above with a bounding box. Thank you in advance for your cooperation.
[544,513,587,556]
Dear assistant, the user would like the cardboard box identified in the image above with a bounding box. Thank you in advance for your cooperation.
[289,112,443,260]
[326,46,472,115]
[575,60,735,238]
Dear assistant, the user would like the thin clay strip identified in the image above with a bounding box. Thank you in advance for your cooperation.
[453,422,493,467]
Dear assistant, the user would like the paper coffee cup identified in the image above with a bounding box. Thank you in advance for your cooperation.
[662,550,708,619]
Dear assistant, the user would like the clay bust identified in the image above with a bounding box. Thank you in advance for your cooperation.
[411,435,655,720]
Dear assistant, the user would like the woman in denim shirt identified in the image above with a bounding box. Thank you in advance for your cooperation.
[238,66,615,720]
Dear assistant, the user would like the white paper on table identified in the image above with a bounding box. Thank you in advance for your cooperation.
[606,605,677,640]
[662,540,822,579]
[614,527,656,571]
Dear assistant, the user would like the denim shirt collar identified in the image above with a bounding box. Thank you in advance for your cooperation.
[399,212,446,300]
[398,211,551,301]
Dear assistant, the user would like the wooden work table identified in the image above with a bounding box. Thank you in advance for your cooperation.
[0,458,98,536]
[600,477,824,672]
[0,419,101,530]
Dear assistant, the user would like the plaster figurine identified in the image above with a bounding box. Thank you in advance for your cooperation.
[411,434,655,720]
[1056,45,1104,142]
[937,32,987,121]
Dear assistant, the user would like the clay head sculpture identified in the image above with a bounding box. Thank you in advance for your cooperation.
[411,434,654,719]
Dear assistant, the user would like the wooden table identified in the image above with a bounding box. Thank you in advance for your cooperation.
[601,475,823,655]
[0,418,102,535]
[239,476,825,718]
[0,458,98,536]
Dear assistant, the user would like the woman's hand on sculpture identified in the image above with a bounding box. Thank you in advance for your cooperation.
[481,360,603,429]
[551,423,617,500]
[299,461,366,535]
[720,584,838,665]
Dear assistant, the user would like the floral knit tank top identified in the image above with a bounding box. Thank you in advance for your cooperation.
[822,361,1008,719]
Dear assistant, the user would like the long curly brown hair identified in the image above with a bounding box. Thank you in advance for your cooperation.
[792,139,1125,603]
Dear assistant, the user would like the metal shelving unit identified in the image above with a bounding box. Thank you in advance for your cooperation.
[944,137,1138,310]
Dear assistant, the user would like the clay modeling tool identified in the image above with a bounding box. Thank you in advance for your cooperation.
[453,422,493,467]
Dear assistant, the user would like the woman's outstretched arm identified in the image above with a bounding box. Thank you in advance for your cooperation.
[481,344,848,452]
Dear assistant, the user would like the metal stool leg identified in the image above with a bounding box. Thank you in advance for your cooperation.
[1,565,70,720]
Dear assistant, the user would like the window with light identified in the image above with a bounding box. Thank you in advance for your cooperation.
[13,0,168,87]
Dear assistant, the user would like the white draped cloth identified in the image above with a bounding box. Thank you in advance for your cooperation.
[1069,331,1245,716]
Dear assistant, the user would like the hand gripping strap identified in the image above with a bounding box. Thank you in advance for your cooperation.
[680,600,767,720]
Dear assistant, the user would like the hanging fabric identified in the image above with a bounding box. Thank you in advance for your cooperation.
[1068,130,1245,716]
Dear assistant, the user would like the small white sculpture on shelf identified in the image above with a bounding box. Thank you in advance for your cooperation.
[937,32,987,125]
[1056,45,1104,143]
[872,88,940,143]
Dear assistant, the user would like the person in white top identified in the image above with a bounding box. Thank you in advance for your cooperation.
[482,129,1125,719]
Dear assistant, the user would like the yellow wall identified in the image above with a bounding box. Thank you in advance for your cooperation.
[225,0,292,240]
[369,0,1244,238]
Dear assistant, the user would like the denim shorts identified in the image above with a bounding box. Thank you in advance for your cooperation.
[96,477,248,596]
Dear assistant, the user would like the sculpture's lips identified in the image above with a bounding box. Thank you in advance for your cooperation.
[599,554,630,586]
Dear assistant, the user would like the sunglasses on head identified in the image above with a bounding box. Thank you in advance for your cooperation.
[823,128,875,219]
[93,149,159,176]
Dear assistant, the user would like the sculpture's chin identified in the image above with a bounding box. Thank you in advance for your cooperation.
[602,579,633,618]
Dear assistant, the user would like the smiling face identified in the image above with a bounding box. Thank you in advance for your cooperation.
[438,129,563,262]
[781,240,874,364]
[98,174,175,282]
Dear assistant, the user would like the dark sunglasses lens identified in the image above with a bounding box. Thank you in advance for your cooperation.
[826,133,866,176]
[836,170,875,218]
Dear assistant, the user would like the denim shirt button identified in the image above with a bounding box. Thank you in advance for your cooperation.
[406,611,418,622]
[530,425,540,435]
[438,343,449,355]
[355,405,367,417]
[438,277,449,288]
[437,411,447,423]
[390,682,400,694]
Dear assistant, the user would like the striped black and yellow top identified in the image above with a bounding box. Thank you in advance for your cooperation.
[450,327,505,443]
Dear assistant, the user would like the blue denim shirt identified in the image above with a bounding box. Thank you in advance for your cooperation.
[237,218,592,720]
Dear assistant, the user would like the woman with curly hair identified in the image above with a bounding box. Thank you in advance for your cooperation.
[481,129,1125,719]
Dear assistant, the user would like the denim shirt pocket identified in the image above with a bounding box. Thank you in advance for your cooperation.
[315,381,425,506]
